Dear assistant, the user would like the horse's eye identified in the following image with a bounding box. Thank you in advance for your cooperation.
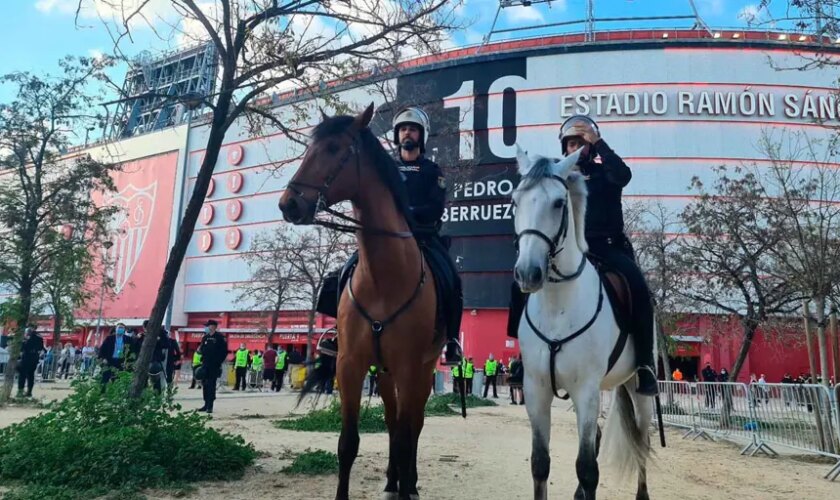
[554,199,565,209]
[326,142,339,155]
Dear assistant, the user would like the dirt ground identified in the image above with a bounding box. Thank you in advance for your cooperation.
[1,381,838,499]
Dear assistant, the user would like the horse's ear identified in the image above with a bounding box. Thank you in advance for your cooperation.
[515,144,530,175]
[557,147,584,176]
[319,107,329,121]
[353,102,375,130]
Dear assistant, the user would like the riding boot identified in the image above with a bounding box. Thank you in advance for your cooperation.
[633,296,659,396]
[507,282,528,338]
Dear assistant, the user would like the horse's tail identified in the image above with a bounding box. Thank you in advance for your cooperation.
[602,384,651,480]
[295,358,337,408]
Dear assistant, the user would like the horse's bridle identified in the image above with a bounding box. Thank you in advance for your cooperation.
[284,132,412,239]
[513,174,586,282]
[515,173,604,399]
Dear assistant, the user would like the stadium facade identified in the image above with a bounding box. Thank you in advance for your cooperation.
[16,29,840,382]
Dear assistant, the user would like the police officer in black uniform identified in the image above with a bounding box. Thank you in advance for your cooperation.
[196,320,227,413]
[316,107,463,365]
[391,106,463,365]
[509,115,658,396]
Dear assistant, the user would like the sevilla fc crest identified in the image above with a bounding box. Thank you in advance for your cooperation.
[104,183,157,294]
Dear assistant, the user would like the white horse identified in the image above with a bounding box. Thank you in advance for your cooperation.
[512,146,654,500]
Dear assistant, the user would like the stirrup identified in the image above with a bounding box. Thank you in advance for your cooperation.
[636,365,659,395]
[317,328,339,357]
[441,339,463,366]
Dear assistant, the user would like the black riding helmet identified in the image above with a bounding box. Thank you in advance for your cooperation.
[559,115,599,160]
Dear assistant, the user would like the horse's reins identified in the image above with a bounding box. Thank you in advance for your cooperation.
[286,129,427,371]
[286,133,413,239]
[514,174,605,399]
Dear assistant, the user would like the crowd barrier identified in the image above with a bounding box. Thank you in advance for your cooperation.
[655,380,840,480]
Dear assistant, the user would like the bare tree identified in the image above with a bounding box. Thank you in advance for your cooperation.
[233,225,302,344]
[84,0,460,397]
[0,57,118,403]
[283,226,353,361]
[677,166,800,382]
[754,130,840,387]
[629,200,689,381]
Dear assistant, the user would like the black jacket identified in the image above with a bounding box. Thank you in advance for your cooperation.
[398,156,446,228]
[198,332,228,379]
[20,334,44,367]
[702,366,717,382]
[99,334,136,369]
[578,140,632,239]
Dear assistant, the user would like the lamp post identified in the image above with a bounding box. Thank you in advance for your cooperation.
[94,240,113,345]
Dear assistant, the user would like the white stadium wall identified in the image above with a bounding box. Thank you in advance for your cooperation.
[167,34,840,314]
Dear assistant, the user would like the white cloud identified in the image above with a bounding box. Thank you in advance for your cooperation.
[504,5,545,24]
[35,0,76,14]
[696,0,725,16]
[88,48,105,60]
[738,4,763,25]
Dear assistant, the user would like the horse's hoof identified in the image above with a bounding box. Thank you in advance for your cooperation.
[380,492,399,500]
[410,495,420,500]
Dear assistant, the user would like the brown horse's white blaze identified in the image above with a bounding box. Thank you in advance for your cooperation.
[279,104,443,500]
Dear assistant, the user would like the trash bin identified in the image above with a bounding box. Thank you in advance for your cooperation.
[290,364,307,390]
[434,371,445,394]
[473,371,485,397]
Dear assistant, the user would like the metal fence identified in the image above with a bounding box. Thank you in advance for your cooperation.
[655,381,840,480]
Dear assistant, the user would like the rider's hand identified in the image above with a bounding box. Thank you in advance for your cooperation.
[572,123,600,145]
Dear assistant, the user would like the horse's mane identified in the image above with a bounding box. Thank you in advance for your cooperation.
[312,115,415,229]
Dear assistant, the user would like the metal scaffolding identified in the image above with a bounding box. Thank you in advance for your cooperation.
[108,42,218,139]
[481,0,712,51]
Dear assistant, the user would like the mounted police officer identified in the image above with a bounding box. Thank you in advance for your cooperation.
[316,106,463,366]
[509,115,658,396]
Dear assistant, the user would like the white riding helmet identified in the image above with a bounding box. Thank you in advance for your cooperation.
[559,115,600,155]
[392,106,430,150]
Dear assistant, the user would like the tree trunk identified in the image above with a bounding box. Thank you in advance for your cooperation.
[306,303,317,363]
[830,307,839,384]
[814,295,831,387]
[1,277,33,402]
[802,301,833,452]
[268,305,280,346]
[729,316,758,382]
[129,92,234,399]
[656,315,672,381]
[51,306,63,380]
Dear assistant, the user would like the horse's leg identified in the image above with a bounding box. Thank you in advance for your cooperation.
[379,372,399,498]
[335,359,367,500]
[572,387,601,500]
[629,383,653,500]
[393,370,425,500]
[406,362,435,499]
[523,373,552,500]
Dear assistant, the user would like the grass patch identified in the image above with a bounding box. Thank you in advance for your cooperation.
[276,394,499,432]
[281,449,339,475]
[0,373,257,499]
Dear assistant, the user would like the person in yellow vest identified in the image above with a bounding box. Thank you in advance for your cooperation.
[368,365,379,397]
[452,362,462,394]
[250,350,264,390]
[672,368,684,381]
[234,344,250,391]
[273,346,288,392]
[483,353,499,399]
[464,357,475,395]
[189,350,203,389]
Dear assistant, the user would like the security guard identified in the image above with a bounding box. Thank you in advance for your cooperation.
[250,350,264,389]
[368,365,379,397]
[189,350,202,389]
[233,344,249,391]
[273,347,288,392]
[452,362,462,394]
[483,354,499,399]
[463,357,475,395]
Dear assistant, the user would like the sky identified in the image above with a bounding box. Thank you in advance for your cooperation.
[0,0,803,102]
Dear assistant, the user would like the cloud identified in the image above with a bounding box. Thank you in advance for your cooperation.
[35,0,178,32]
[504,5,545,24]
[35,0,76,14]
[88,48,105,61]
[695,0,725,16]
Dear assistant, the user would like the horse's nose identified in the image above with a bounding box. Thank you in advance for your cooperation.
[528,266,543,285]
[514,264,544,292]
[279,196,303,223]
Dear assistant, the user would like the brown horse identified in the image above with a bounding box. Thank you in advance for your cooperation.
[278,104,444,500]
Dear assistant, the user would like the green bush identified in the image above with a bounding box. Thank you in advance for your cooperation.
[275,400,387,433]
[0,373,257,499]
[281,449,339,475]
